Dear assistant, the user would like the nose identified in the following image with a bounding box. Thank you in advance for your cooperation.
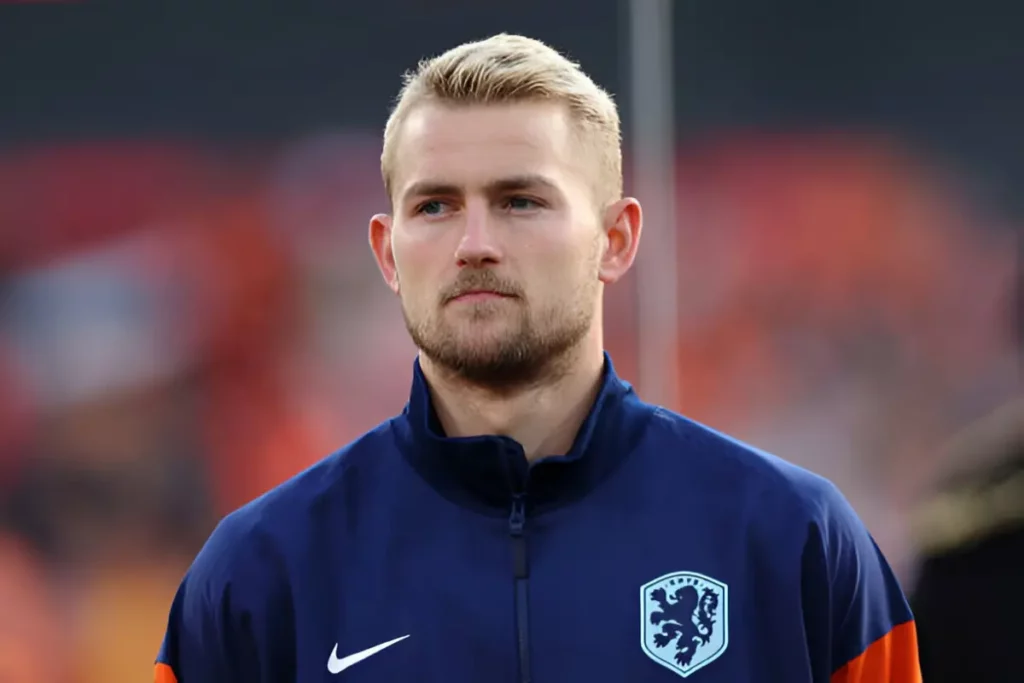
[454,203,501,268]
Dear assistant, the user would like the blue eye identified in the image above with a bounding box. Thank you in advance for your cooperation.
[417,200,450,216]
[505,196,540,211]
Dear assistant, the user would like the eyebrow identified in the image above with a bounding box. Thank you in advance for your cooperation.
[401,174,561,204]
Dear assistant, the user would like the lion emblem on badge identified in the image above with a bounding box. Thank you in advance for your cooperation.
[640,571,729,678]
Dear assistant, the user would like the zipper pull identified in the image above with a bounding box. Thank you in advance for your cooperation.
[509,494,527,536]
[509,495,528,580]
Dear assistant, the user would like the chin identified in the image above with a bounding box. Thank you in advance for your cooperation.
[448,328,515,354]
[442,318,520,347]
[446,308,517,331]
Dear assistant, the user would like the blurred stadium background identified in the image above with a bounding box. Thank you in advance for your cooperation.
[0,2,1020,681]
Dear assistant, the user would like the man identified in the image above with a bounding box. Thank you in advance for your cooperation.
[911,398,1023,683]
[154,34,921,682]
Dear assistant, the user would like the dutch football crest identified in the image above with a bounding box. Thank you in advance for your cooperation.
[640,571,729,678]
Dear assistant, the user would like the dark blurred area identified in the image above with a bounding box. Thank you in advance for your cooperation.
[910,398,1024,682]
[0,2,1020,681]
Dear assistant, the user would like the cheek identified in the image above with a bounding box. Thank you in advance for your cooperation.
[393,226,454,271]
[537,233,598,281]
[393,245,445,302]
[527,252,587,304]
[391,236,425,281]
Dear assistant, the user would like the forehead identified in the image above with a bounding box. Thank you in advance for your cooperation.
[392,102,582,198]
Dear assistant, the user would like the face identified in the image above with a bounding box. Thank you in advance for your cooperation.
[370,101,640,390]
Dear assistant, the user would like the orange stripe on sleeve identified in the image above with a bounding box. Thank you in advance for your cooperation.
[831,620,922,683]
[154,663,179,683]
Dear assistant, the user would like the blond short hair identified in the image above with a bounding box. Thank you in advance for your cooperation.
[381,34,622,206]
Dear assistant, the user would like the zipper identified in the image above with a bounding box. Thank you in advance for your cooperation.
[509,494,531,683]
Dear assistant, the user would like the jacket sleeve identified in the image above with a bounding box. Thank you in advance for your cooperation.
[153,509,291,683]
[800,482,922,683]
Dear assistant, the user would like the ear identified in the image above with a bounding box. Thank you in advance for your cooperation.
[369,213,401,295]
[598,197,642,284]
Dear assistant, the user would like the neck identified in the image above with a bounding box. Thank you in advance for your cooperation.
[421,340,606,462]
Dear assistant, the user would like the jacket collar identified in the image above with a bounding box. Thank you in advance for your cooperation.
[393,352,652,514]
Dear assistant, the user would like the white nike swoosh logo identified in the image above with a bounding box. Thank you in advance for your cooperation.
[327,635,410,674]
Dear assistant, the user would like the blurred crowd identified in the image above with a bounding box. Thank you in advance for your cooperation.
[0,131,1018,682]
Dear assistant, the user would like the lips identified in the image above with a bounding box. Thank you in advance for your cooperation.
[449,290,514,303]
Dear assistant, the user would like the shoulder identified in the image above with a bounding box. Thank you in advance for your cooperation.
[642,405,853,527]
[185,419,400,594]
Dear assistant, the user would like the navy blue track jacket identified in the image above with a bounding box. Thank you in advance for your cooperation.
[155,353,921,682]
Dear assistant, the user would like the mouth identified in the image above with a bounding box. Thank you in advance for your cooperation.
[448,290,516,304]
